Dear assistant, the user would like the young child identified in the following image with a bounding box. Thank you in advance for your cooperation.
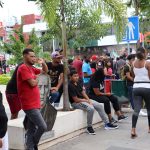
[104,60,115,79]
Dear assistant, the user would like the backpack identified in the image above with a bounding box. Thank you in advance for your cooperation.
[120,63,131,80]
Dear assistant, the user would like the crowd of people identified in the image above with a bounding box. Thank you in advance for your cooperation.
[0,47,150,150]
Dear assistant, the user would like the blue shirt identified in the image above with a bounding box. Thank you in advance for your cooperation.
[82,62,92,83]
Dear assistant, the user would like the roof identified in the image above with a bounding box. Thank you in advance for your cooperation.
[98,35,137,46]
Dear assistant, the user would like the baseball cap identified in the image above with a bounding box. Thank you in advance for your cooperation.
[51,51,63,59]
[91,55,98,61]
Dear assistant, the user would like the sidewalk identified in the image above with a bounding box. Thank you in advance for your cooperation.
[47,113,149,150]
[2,85,149,150]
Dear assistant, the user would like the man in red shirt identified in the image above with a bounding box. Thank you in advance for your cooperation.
[17,48,48,150]
[72,55,83,79]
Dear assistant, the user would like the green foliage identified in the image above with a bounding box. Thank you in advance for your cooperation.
[28,29,42,56]
[126,0,150,44]
[1,27,42,64]
[40,51,51,62]
[0,0,3,7]
[0,74,10,85]
[7,58,16,65]
[37,0,127,43]
[126,0,150,16]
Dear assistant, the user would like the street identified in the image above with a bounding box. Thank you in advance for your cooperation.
[47,113,150,150]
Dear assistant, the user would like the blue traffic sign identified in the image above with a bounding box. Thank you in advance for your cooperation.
[122,16,139,42]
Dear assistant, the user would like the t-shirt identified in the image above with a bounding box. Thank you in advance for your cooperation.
[17,64,41,110]
[72,60,83,78]
[124,64,133,86]
[89,79,104,96]
[107,68,113,76]
[68,81,84,104]
[82,62,92,84]
[47,62,63,87]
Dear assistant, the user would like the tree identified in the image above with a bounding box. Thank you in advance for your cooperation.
[127,0,150,16]
[0,0,3,7]
[35,0,127,110]
[43,3,111,49]
[126,0,150,47]
[1,27,42,63]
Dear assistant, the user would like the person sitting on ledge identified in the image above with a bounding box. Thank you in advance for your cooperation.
[88,68,128,124]
[68,70,118,135]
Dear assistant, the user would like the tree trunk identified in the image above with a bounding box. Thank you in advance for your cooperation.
[134,0,139,16]
[60,0,70,111]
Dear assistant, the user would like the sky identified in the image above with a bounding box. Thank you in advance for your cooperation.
[0,0,41,26]
[0,0,134,26]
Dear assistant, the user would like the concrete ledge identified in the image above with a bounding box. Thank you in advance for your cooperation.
[8,109,103,150]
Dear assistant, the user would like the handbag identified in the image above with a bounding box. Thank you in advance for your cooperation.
[41,99,57,131]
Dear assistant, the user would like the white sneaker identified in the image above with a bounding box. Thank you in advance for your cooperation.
[139,110,147,117]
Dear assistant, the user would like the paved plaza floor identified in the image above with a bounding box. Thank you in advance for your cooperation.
[47,113,149,150]
[1,85,149,150]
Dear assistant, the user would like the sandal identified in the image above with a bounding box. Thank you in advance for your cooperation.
[131,133,137,139]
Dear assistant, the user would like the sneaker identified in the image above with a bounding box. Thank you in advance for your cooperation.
[139,110,147,117]
[110,117,118,124]
[105,123,119,130]
[87,126,96,135]
[118,115,128,122]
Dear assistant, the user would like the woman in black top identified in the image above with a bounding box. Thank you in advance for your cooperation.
[88,68,128,123]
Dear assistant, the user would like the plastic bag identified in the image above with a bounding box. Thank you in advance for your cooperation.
[41,100,57,131]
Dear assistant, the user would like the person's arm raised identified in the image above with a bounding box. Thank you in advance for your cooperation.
[37,58,48,73]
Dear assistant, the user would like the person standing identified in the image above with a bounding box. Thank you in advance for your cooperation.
[131,47,150,138]
[46,51,63,107]
[82,56,92,91]
[5,63,22,119]
[124,54,147,116]
[116,56,126,79]
[17,48,48,150]
[72,55,83,79]
[0,91,8,150]
[124,54,135,109]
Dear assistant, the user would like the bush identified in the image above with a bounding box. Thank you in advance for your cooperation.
[0,74,11,85]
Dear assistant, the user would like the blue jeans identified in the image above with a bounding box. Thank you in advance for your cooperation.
[49,91,60,104]
[127,86,134,109]
[72,100,109,127]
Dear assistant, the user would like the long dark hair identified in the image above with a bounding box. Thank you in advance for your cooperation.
[104,59,112,69]
[136,47,146,60]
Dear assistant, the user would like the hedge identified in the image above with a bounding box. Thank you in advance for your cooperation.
[0,74,11,85]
